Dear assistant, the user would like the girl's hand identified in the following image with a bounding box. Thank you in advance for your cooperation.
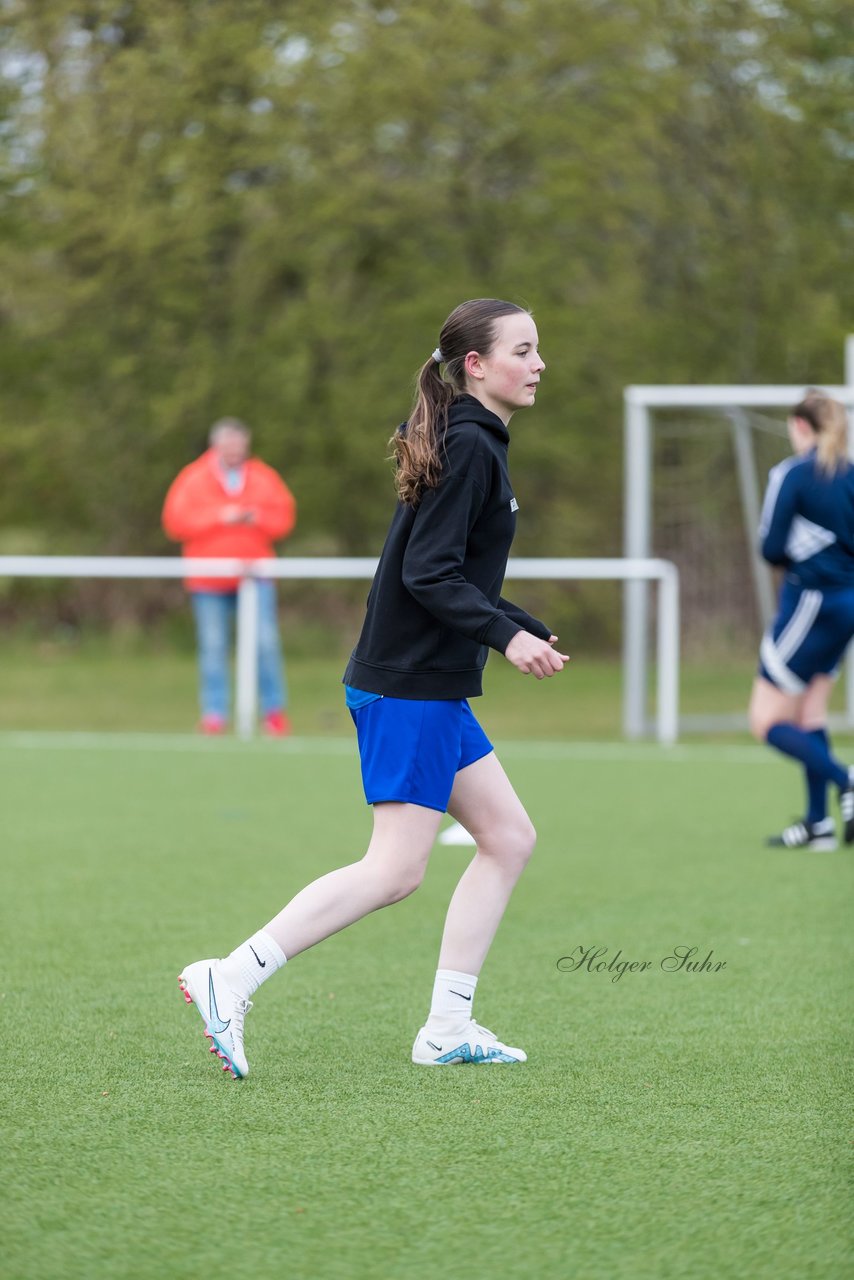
[505,631,570,678]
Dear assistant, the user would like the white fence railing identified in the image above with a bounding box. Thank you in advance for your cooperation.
[0,555,680,743]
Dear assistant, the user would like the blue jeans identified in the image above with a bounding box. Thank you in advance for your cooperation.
[191,582,287,720]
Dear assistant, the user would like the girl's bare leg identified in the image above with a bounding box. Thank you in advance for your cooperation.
[437,751,536,976]
[262,802,443,959]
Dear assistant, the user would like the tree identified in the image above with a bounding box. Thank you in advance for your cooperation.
[0,0,849,602]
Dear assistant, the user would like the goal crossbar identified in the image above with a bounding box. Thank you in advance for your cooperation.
[626,385,854,408]
[0,555,680,744]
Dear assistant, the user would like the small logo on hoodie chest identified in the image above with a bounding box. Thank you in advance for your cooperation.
[510,497,519,513]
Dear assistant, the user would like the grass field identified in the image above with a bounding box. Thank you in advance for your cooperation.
[0,635,813,738]
[0,637,635,736]
[3,726,852,1279]
[2,626,852,740]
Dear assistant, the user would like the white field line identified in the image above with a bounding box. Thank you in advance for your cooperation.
[0,730,779,765]
[0,731,354,756]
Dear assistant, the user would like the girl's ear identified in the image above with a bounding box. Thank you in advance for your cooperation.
[464,351,484,381]
[788,415,816,455]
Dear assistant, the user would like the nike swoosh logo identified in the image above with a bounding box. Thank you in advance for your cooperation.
[249,945,266,969]
[427,1040,443,1052]
[207,968,231,1034]
[449,990,472,1001]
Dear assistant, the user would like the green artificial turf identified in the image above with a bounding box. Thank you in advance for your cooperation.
[2,625,851,742]
[2,735,852,1279]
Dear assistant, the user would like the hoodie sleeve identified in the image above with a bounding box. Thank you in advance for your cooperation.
[401,469,522,654]
[497,596,552,640]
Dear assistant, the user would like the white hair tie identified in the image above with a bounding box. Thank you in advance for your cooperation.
[432,347,444,363]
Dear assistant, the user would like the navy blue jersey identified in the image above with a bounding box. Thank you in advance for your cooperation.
[758,450,854,589]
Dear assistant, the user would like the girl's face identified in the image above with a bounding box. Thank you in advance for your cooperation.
[464,313,545,424]
[787,415,815,456]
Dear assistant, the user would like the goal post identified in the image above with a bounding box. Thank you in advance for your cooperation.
[623,381,854,739]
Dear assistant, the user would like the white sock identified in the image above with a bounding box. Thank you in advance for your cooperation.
[427,969,478,1028]
[219,930,287,998]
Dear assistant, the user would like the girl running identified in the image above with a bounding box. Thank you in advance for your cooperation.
[179,298,568,1076]
[749,390,854,851]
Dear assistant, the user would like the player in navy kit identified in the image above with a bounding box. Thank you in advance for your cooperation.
[179,299,569,1076]
[748,391,854,851]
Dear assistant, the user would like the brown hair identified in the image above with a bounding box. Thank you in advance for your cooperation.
[390,298,528,506]
[791,390,849,476]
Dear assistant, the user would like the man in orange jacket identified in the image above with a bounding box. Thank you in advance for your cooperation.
[162,418,297,735]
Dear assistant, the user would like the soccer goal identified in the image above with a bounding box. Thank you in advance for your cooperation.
[623,363,854,738]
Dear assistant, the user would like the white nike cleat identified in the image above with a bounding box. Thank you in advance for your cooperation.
[412,1020,527,1065]
[178,959,252,1079]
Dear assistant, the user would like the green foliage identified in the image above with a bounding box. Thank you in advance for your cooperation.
[0,0,851,565]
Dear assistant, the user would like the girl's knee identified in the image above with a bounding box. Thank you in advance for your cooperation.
[384,866,425,905]
[518,817,537,863]
[362,853,427,906]
[748,692,778,742]
[749,677,801,743]
[749,708,771,741]
[484,815,537,872]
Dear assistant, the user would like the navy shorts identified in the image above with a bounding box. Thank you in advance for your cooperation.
[348,696,493,812]
[759,579,854,694]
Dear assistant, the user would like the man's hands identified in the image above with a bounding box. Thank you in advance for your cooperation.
[220,505,256,525]
[504,632,569,678]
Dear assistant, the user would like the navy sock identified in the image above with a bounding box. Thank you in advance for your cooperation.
[766,721,849,791]
[805,728,829,824]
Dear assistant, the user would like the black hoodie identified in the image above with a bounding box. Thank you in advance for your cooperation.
[343,394,551,699]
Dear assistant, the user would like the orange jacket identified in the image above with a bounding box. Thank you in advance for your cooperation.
[162,449,297,591]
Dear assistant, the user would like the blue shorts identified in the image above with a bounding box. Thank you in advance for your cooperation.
[759,580,854,694]
[348,695,493,812]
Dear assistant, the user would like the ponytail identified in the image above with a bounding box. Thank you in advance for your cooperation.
[390,356,455,506]
[390,297,528,506]
[792,391,849,476]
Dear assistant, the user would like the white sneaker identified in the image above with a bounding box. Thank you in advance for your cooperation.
[766,817,838,851]
[412,1020,527,1065]
[178,959,252,1079]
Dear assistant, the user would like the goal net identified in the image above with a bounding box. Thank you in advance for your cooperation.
[654,406,788,652]
[623,384,854,736]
